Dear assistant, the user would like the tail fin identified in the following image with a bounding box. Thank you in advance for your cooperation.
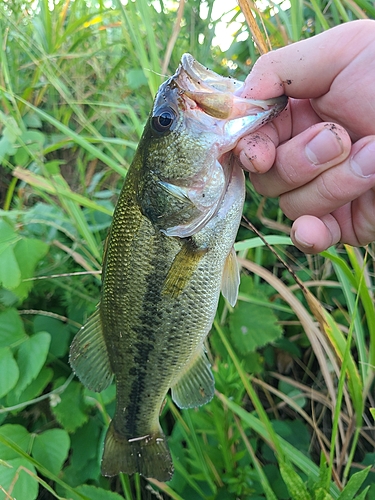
[101,422,174,482]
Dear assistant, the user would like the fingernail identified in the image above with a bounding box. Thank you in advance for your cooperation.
[350,142,375,177]
[305,128,343,165]
[292,228,314,249]
[239,150,257,173]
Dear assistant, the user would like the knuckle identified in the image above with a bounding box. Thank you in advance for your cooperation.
[315,174,347,204]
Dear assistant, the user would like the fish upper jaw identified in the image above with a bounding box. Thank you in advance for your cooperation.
[172,53,288,152]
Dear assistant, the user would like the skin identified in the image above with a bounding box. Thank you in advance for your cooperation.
[234,20,375,253]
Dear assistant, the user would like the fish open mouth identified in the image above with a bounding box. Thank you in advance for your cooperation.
[174,53,287,122]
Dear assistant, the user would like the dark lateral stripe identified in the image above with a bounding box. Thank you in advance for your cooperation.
[124,236,169,436]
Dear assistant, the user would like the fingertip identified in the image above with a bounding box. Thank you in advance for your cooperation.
[291,215,340,254]
[242,52,285,100]
[235,131,277,174]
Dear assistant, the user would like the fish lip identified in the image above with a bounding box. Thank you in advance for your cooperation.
[176,53,245,100]
[174,53,288,120]
[179,53,244,94]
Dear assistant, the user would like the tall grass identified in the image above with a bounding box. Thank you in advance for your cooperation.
[0,0,374,499]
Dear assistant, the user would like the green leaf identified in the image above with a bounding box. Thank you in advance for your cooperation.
[0,219,19,252]
[314,488,333,500]
[14,146,30,166]
[0,136,17,160]
[69,485,124,500]
[33,315,70,358]
[0,219,21,289]
[0,457,38,500]
[337,467,371,500]
[0,347,19,398]
[0,425,31,460]
[0,309,27,348]
[13,332,51,395]
[23,113,43,128]
[354,486,370,500]
[279,460,312,500]
[126,68,148,89]
[32,429,70,475]
[70,419,102,471]
[0,245,21,289]
[230,298,282,355]
[0,113,22,142]
[12,238,49,300]
[19,130,45,152]
[6,367,53,409]
[50,380,89,433]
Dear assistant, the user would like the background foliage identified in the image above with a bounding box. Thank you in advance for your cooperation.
[0,0,374,499]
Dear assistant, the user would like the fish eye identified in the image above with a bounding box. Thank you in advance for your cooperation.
[151,107,176,134]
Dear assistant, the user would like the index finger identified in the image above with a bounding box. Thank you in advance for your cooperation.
[242,20,375,100]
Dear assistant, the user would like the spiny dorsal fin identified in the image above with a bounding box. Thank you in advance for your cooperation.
[69,308,113,392]
[221,246,240,307]
[171,347,214,409]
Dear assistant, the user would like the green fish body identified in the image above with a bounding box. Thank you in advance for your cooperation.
[70,54,287,481]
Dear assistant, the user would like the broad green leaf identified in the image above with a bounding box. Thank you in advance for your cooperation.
[12,238,49,300]
[14,146,30,166]
[32,429,70,475]
[0,457,38,500]
[19,130,45,152]
[0,424,31,460]
[51,380,89,433]
[33,315,70,358]
[0,308,27,348]
[230,299,282,354]
[0,219,19,252]
[0,347,19,398]
[0,245,21,289]
[13,332,51,395]
[229,276,283,354]
[0,219,21,289]
[69,485,124,500]
[70,419,102,471]
[6,367,54,410]
[0,113,22,142]
[23,113,43,128]
[0,136,17,161]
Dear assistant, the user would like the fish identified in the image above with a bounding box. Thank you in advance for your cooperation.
[69,54,287,482]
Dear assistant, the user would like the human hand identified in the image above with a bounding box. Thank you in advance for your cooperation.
[235,20,375,253]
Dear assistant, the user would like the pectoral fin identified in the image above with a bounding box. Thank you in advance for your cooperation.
[171,347,214,409]
[69,308,113,392]
[163,242,207,298]
[221,246,240,307]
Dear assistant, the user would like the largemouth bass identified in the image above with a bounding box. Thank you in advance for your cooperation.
[70,54,287,481]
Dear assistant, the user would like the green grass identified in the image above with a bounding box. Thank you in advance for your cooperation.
[0,0,374,499]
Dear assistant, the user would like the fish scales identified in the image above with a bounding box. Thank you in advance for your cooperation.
[70,54,287,482]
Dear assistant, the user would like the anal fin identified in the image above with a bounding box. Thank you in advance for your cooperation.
[171,347,214,409]
[69,307,113,392]
[221,246,240,307]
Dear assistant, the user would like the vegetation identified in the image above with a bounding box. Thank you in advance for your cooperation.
[0,0,374,499]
